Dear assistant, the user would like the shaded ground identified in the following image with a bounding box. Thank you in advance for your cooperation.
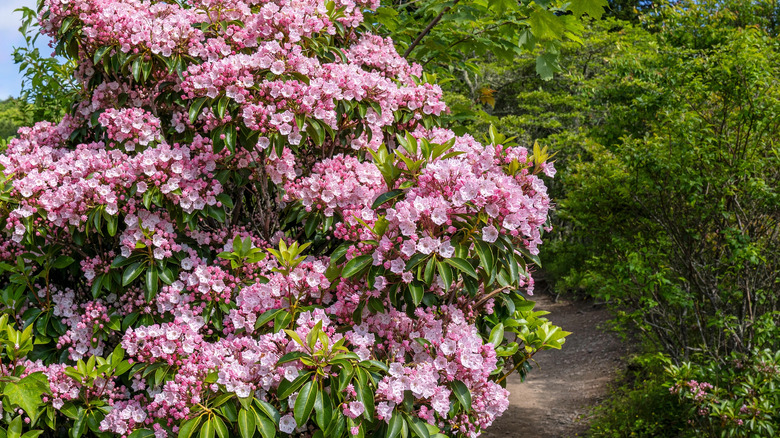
[484,293,628,438]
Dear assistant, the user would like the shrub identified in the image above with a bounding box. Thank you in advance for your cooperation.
[555,10,780,363]
[667,346,780,438]
[0,1,567,438]
[589,354,690,438]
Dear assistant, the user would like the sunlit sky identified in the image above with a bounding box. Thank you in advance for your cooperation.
[0,0,47,99]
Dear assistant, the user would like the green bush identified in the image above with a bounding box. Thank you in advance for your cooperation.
[555,7,780,363]
[667,345,780,437]
[589,354,690,438]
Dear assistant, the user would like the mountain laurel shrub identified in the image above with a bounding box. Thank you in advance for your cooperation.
[0,1,567,438]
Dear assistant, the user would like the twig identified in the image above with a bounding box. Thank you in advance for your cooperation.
[403,0,461,58]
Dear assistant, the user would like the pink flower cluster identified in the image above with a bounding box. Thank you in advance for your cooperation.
[283,154,385,240]
[360,306,509,433]
[0,0,562,437]
[53,292,111,361]
[98,108,162,152]
[1,126,226,244]
[230,258,330,333]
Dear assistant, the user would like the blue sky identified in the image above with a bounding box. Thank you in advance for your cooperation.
[0,0,46,99]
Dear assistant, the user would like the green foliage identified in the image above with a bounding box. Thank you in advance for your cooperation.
[549,7,780,363]
[0,99,32,142]
[667,347,780,437]
[589,354,691,438]
[0,314,52,435]
[374,0,607,84]
[13,6,77,124]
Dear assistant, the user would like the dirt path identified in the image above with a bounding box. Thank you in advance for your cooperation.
[483,294,628,438]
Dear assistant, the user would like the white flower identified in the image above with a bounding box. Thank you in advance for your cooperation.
[438,240,455,258]
[481,225,498,243]
[279,415,297,434]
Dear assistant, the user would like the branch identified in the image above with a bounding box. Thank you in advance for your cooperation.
[403,0,461,58]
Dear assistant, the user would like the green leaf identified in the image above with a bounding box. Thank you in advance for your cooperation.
[199,418,215,438]
[277,371,312,399]
[253,409,275,438]
[212,416,228,438]
[107,214,118,236]
[567,0,607,18]
[94,46,112,64]
[423,257,435,285]
[371,189,405,209]
[314,389,333,430]
[386,413,403,438]
[255,400,280,425]
[342,254,373,278]
[8,416,22,438]
[405,253,427,271]
[528,9,565,41]
[518,247,542,267]
[189,97,208,124]
[4,372,50,419]
[294,380,317,427]
[408,281,424,306]
[238,409,255,438]
[145,267,158,301]
[489,323,505,347]
[53,256,75,269]
[128,430,155,438]
[122,262,144,286]
[535,52,561,81]
[70,408,87,438]
[277,351,308,365]
[254,309,282,330]
[404,413,430,438]
[436,260,453,291]
[132,58,142,82]
[443,257,478,279]
[475,241,495,275]
[224,127,236,153]
[450,380,472,412]
[306,120,324,145]
[216,95,229,119]
[142,59,153,81]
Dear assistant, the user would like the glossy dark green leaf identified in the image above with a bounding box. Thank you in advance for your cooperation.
[127,430,155,438]
[404,413,430,438]
[342,254,372,278]
[371,189,405,209]
[212,416,228,438]
[293,380,317,426]
[443,257,478,279]
[122,262,144,286]
[238,409,255,438]
[277,371,312,399]
[199,418,215,438]
[385,413,403,438]
[277,351,309,365]
[436,260,452,291]
[489,323,505,347]
[93,46,112,64]
[451,380,472,412]
[314,388,333,430]
[216,95,229,119]
[253,408,276,438]
[189,97,208,124]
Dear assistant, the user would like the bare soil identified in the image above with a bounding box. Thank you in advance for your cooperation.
[483,293,628,438]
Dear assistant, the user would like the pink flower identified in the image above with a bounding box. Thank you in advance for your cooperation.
[482,225,499,243]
